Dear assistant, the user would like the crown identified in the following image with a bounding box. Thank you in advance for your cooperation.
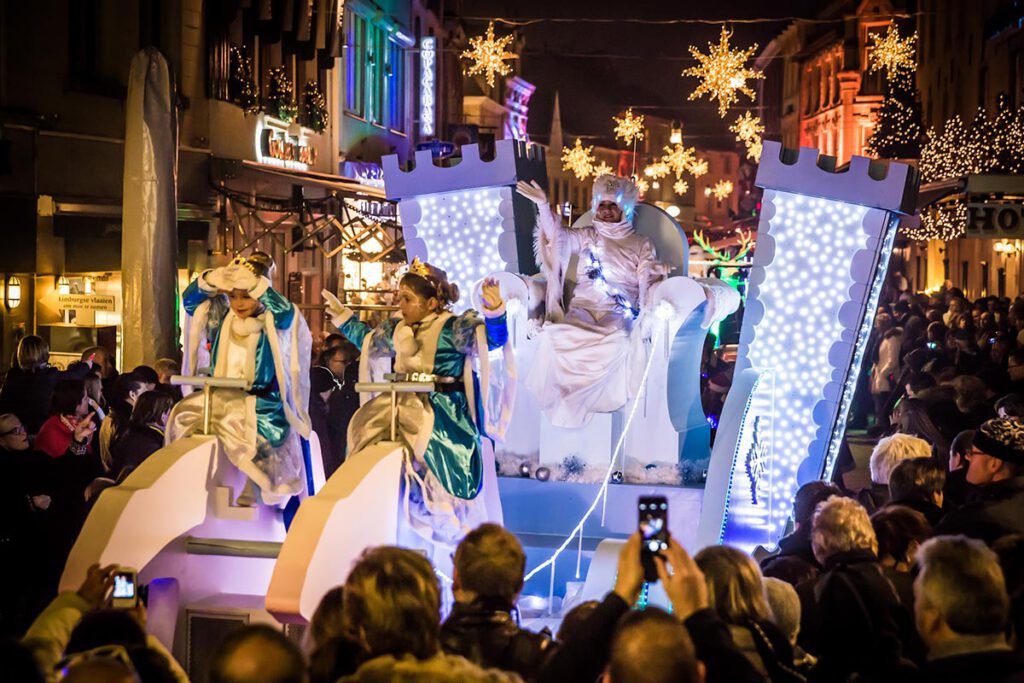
[408,257,433,278]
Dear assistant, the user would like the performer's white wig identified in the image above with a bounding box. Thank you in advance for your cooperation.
[592,174,640,220]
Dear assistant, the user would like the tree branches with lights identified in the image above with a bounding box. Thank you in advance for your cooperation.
[682,25,764,118]
[908,95,1024,240]
[866,23,922,160]
[462,21,517,87]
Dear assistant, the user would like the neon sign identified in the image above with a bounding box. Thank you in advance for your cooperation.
[420,36,436,137]
[255,115,318,170]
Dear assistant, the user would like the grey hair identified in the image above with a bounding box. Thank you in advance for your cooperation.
[811,496,877,564]
[915,535,1009,635]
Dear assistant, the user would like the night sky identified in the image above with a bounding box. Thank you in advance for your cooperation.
[456,1,827,151]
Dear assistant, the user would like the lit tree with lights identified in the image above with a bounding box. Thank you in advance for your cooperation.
[866,24,922,159]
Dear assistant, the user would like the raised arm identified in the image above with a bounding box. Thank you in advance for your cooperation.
[181,270,221,316]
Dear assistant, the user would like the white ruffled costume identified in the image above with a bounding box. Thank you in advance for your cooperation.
[525,175,668,428]
[169,259,312,505]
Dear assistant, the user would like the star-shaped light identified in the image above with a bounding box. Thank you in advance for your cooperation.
[462,21,516,88]
[673,179,689,195]
[562,138,596,180]
[689,158,709,178]
[682,25,764,117]
[869,24,917,81]
[746,138,763,162]
[593,161,615,177]
[644,161,670,179]
[730,112,764,144]
[709,179,734,200]
[613,108,646,145]
[663,144,697,178]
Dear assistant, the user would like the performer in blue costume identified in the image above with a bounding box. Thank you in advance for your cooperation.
[168,253,312,506]
[322,258,514,542]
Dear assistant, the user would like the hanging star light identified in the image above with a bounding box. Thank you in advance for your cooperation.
[461,21,517,88]
[730,112,764,144]
[682,25,764,118]
[562,138,596,180]
[663,143,697,178]
[869,23,917,82]
[689,158,709,177]
[710,179,734,200]
[644,161,671,179]
[746,138,763,162]
[634,177,650,195]
[592,161,615,177]
[673,179,689,195]
[613,108,646,145]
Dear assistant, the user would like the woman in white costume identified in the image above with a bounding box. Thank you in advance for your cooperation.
[517,175,668,428]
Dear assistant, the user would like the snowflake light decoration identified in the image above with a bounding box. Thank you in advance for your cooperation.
[562,138,596,180]
[730,112,764,144]
[709,179,734,200]
[592,161,615,177]
[869,24,917,82]
[682,25,764,117]
[673,179,689,195]
[613,108,646,145]
[644,161,670,179]
[634,177,650,195]
[746,138,763,162]
[663,144,697,178]
[690,158,709,177]
[462,21,516,88]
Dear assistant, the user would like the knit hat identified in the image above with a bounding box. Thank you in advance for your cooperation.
[592,174,639,220]
[974,418,1024,464]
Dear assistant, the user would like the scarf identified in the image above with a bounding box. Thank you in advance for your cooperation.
[593,217,634,240]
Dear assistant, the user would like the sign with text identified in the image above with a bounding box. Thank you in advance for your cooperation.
[57,294,116,311]
[966,203,1024,238]
[256,115,318,170]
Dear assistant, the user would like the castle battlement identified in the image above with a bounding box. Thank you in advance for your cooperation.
[755,140,920,215]
[382,139,546,201]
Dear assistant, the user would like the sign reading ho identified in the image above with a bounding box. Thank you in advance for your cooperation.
[966,203,1024,238]
[57,294,116,311]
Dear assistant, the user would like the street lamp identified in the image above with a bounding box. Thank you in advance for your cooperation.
[6,275,21,310]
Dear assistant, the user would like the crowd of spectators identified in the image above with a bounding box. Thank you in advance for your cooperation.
[6,285,1024,681]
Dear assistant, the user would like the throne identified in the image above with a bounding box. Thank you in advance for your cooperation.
[480,202,740,484]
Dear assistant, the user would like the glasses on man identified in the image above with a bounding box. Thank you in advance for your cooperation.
[0,424,26,437]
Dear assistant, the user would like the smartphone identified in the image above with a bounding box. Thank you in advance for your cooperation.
[927,341,938,349]
[638,496,669,583]
[111,568,138,609]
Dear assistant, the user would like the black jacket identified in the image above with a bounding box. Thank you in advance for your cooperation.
[801,550,919,681]
[0,364,91,434]
[937,476,1024,544]
[441,598,554,682]
[915,648,1024,683]
[109,424,165,479]
[536,593,764,683]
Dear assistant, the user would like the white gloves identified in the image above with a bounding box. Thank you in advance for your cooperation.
[321,289,354,327]
[516,180,549,207]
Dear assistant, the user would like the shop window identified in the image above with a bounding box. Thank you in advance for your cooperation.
[344,9,407,130]
[981,261,990,297]
[999,267,1007,298]
[962,260,970,295]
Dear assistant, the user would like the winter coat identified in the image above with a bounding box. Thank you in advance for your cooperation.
[937,476,1024,544]
[0,364,91,434]
[441,599,554,682]
[339,652,524,683]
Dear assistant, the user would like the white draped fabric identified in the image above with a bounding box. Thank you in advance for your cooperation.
[526,207,666,428]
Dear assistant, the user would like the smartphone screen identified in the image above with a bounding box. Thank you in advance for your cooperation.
[638,496,669,583]
[112,570,137,608]
[113,572,135,599]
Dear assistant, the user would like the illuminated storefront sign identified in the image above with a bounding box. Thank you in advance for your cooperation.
[255,115,318,170]
[420,36,436,137]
